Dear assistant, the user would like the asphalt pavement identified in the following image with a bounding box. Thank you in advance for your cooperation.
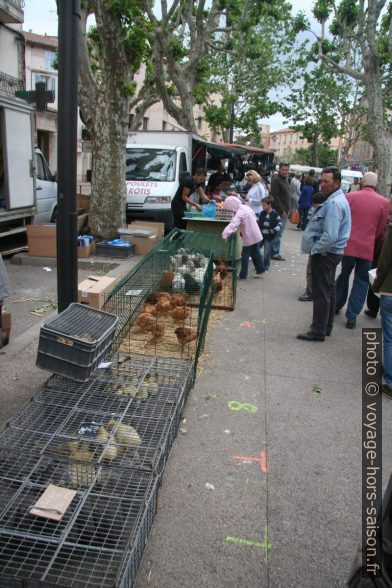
[1,225,391,587]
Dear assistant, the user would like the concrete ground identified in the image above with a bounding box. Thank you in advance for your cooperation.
[1,226,391,587]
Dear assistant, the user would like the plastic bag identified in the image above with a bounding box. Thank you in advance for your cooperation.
[202,202,217,218]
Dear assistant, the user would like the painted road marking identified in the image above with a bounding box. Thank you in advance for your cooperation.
[228,401,258,413]
[232,451,268,473]
[226,526,271,563]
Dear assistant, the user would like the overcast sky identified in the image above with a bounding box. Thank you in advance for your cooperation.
[23,0,319,132]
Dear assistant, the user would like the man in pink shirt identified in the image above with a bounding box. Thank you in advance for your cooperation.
[335,172,389,328]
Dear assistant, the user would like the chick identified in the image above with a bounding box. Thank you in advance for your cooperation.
[175,326,197,348]
[171,305,190,322]
[143,303,157,315]
[135,312,156,332]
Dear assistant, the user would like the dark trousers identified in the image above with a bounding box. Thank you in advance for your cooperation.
[239,243,264,279]
[310,253,342,337]
[367,285,380,317]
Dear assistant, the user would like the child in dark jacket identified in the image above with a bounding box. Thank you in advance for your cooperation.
[258,196,282,271]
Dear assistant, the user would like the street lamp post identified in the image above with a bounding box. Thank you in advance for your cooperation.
[56,1,80,312]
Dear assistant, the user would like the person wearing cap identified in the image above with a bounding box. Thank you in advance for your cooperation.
[269,161,291,261]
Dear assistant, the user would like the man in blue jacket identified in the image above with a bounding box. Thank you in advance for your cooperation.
[297,167,351,342]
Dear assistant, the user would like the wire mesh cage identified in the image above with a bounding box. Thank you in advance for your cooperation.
[103,250,215,366]
[155,228,237,310]
[0,469,158,588]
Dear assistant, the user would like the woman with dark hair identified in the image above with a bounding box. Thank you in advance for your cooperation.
[297,176,315,230]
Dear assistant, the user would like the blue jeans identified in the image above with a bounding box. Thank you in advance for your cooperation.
[335,256,372,321]
[381,295,392,388]
[260,239,272,271]
[270,216,287,256]
[240,242,264,279]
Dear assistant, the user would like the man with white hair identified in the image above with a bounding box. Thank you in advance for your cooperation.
[335,171,389,328]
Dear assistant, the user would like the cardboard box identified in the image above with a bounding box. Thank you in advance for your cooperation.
[1,308,11,347]
[27,224,57,257]
[76,193,91,213]
[77,240,95,258]
[78,276,117,309]
[127,221,165,241]
[121,233,158,256]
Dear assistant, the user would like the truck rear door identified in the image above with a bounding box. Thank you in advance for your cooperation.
[0,106,35,209]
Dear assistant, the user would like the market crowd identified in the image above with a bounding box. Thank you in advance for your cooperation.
[170,160,392,400]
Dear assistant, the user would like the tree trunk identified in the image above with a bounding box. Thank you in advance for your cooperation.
[363,64,392,197]
[78,0,131,239]
[89,102,128,239]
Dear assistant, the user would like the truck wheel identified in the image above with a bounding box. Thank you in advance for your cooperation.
[50,207,57,223]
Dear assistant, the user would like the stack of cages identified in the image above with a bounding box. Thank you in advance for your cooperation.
[0,358,193,587]
[103,246,215,370]
[158,228,237,311]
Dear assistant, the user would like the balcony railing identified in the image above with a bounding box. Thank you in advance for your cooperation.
[0,71,24,97]
[0,0,24,23]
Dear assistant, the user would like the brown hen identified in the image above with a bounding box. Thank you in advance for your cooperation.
[171,305,190,322]
[175,327,197,347]
[156,299,172,314]
[135,313,156,332]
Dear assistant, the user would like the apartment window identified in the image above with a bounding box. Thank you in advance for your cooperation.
[128,113,135,130]
[44,50,56,71]
[162,121,167,131]
[143,117,149,131]
[33,73,56,92]
[197,116,202,130]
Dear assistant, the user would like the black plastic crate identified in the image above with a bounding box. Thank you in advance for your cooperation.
[95,241,135,258]
[36,303,118,381]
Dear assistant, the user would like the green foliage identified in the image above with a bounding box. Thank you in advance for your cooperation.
[203,0,301,139]
[285,65,350,166]
[290,143,337,167]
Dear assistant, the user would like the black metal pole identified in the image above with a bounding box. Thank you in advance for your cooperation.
[57,0,80,312]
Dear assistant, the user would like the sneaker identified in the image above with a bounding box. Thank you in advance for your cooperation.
[253,274,263,279]
[298,293,312,301]
[271,255,285,261]
[346,320,356,329]
[382,384,392,399]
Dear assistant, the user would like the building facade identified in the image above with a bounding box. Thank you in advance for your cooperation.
[268,127,345,161]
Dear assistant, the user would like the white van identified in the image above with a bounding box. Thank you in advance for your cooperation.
[0,96,57,236]
[125,130,246,231]
[34,147,57,223]
[341,169,363,193]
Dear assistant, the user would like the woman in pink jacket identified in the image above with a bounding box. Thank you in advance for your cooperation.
[222,196,264,279]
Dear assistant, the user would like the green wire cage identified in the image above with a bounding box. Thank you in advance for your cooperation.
[103,247,215,369]
[157,229,237,311]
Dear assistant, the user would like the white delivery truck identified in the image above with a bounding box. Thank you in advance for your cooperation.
[125,130,245,231]
[0,95,57,239]
[341,169,363,193]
